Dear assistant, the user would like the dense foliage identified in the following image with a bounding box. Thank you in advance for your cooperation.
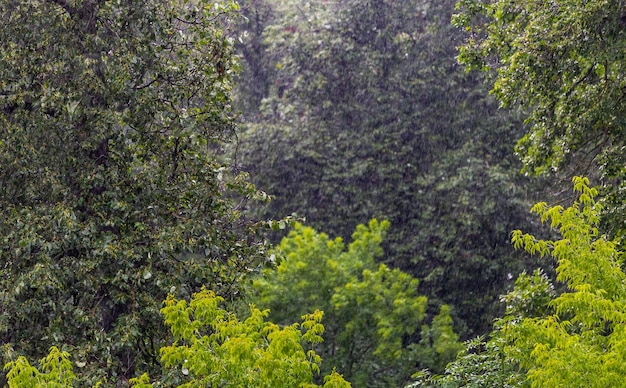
[0,0,266,384]
[454,0,625,174]
[6,290,351,387]
[146,290,349,387]
[5,347,76,388]
[406,2,626,386]
[412,178,626,387]
[233,0,543,336]
[252,220,462,387]
[3,0,622,385]
[453,0,626,238]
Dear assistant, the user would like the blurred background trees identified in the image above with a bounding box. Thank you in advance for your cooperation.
[231,0,546,336]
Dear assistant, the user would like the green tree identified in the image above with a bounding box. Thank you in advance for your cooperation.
[409,271,553,387]
[133,289,350,387]
[0,0,266,384]
[5,290,351,387]
[4,347,76,388]
[412,177,626,387]
[504,177,626,386]
[233,0,544,336]
[453,0,626,238]
[253,220,462,387]
[409,143,542,335]
[408,337,523,388]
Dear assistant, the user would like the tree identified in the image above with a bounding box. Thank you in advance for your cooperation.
[409,271,552,387]
[0,0,266,384]
[252,220,462,387]
[4,347,76,388]
[232,0,545,336]
[409,143,543,335]
[453,0,626,238]
[411,177,626,387]
[504,177,626,386]
[5,290,351,387]
[134,289,350,387]
[408,337,524,388]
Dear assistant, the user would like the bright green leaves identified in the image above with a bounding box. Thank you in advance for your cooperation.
[502,177,626,386]
[4,347,75,388]
[512,177,622,298]
[332,264,426,362]
[415,305,465,374]
[143,289,349,387]
[412,177,626,386]
[252,220,462,386]
[5,293,350,388]
[301,310,326,346]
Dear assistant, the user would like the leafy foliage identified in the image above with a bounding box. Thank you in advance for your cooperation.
[409,270,556,387]
[504,177,626,386]
[133,289,350,387]
[4,347,76,388]
[409,143,542,335]
[408,336,524,388]
[4,291,351,387]
[0,0,266,384]
[412,177,626,387]
[453,0,626,242]
[233,0,543,337]
[253,220,462,387]
[416,305,467,374]
[454,0,625,175]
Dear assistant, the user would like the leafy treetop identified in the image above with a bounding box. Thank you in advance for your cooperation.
[453,0,625,176]
[0,0,266,384]
[412,177,626,387]
[253,220,462,387]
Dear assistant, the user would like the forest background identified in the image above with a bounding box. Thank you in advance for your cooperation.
[0,0,624,386]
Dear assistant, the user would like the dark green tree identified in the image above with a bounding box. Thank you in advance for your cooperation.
[453,0,626,240]
[0,0,266,384]
[232,0,544,335]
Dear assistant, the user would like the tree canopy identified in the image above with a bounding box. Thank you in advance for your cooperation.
[0,0,266,384]
[407,1,626,385]
[453,0,626,238]
[252,220,462,386]
[454,0,625,175]
[3,0,623,385]
[413,178,626,387]
[233,0,544,336]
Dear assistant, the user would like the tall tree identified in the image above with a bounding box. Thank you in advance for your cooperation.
[233,0,544,336]
[453,0,626,238]
[0,0,265,384]
[252,220,462,387]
